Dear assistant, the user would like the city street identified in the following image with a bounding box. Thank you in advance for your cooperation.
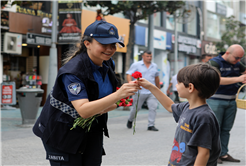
[1,105,245,166]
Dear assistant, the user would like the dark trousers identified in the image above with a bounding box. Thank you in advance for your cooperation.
[174,91,180,103]
[42,131,104,166]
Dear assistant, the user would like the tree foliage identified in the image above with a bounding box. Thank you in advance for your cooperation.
[1,1,32,8]
[85,1,185,80]
[216,16,246,53]
[85,1,185,24]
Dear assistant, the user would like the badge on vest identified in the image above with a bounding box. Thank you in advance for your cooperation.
[68,83,81,95]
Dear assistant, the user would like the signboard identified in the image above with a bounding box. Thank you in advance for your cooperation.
[16,5,52,18]
[58,1,82,43]
[41,17,59,34]
[154,29,166,50]
[1,82,16,105]
[81,9,130,53]
[26,33,51,46]
[177,35,201,54]
[216,3,227,16]
[201,40,218,55]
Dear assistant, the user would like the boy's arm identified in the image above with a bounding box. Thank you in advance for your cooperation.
[194,146,210,166]
[148,83,174,113]
[139,78,174,112]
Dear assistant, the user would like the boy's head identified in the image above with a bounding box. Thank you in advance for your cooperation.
[177,63,220,99]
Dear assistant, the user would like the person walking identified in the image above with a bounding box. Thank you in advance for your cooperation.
[126,50,160,131]
[32,20,140,166]
[166,74,180,103]
[200,54,212,63]
[138,63,221,166]
[207,44,246,164]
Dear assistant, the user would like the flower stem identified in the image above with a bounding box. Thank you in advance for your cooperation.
[133,90,140,135]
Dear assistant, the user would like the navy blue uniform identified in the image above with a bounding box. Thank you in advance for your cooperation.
[33,52,117,166]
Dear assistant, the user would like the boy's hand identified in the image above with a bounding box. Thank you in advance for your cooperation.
[116,81,140,99]
[138,78,154,90]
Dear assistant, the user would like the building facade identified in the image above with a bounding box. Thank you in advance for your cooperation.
[1,1,245,106]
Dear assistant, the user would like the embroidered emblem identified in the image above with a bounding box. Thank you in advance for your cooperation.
[68,83,81,95]
[46,153,69,161]
[109,27,115,35]
[48,155,65,161]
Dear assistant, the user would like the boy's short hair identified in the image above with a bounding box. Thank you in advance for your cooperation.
[177,63,220,99]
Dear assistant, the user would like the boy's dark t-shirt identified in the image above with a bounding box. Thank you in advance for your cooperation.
[168,102,221,166]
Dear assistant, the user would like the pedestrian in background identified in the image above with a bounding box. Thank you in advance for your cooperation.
[32,20,140,166]
[126,50,160,131]
[200,53,212,63]
[207,44,246,164]
[166,74,180,103]
[138,63,221,166]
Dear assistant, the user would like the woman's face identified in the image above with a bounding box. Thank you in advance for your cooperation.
[85,39,117,66]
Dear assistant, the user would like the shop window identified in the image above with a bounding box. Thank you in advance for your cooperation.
[215,0,231,7]
[206,11,226,39]
[3,55,26,88]
[206,12,220,39]
[187,10,197,36]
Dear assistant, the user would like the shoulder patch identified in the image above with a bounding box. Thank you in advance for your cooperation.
[68,83,81,95]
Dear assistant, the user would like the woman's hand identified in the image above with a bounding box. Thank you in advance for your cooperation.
[116,81,140,99]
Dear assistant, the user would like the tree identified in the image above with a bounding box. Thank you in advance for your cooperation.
[85,1,185,81]
[216,16,246,53]
[1,1,32,8]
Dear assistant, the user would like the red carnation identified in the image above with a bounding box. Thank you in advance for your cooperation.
[132,71,142,79]
[116,87,133,108]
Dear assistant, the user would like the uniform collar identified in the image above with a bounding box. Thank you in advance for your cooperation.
[89,59,109,73]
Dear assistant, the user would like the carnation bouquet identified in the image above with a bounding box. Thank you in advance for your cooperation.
[70,87,133,132]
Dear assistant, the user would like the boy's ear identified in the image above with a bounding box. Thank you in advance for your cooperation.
[188,83,195,93]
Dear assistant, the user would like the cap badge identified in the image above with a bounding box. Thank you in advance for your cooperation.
[109,27,115,35]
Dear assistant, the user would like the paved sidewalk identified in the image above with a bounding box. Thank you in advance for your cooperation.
[1,105,245,166]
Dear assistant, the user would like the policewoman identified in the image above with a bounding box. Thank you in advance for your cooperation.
[33,20,139,166]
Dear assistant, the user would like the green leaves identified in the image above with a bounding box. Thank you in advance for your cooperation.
[70,115,99,132]
[85,1,185,24]
[1,1,32,8]
[216,16,246,54]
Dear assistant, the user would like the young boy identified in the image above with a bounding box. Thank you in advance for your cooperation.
[139,63,221,166]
